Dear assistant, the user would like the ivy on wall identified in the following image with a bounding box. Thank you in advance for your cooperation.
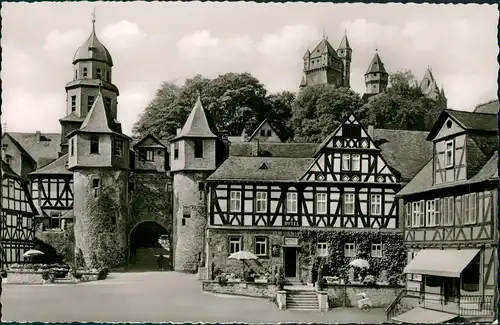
[297,230,406,285]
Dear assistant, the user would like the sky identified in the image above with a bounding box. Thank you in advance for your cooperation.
[1,2,498,136]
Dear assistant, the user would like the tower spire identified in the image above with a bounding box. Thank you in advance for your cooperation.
[91,5,96,32]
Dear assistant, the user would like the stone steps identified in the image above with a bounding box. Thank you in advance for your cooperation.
[286,290,319,311]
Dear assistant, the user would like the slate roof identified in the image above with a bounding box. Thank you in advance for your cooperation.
[173,97,217,140]
[132,134,167,149]
[59,112,85,123]
[29,154,72,176]
[427,109,497,141]
[309,39,338,59]
[338,34,351,49]
[365,52,387,75]
[206,156,315,182]
[473,100,499,114]
[397,153,498,197]
[73,23,113,66]
[5,132,61,166]
[230,142,318,158]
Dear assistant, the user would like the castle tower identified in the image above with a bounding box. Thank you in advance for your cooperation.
[59,14,119,156]
[337,32,352,88]
[299,35,347,89]
[170,97,218,272]
[66,91,131,268]
[419,68,447,107]
[364,50,389,95]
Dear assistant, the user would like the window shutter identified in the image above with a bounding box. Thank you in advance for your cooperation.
[405,203,411,227]
[434,199,440,225]
[455,196,462,225]
[419,200,425,226]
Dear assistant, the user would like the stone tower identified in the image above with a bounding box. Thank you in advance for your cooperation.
[66,90,131,268]
[364,51,389,95]
[337,33,352,88]
[170,97,218,272]
[300,34,350,89]
[59,16,119,156]
[420,68,447,107]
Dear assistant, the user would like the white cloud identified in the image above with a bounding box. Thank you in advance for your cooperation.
[2,47,47,86]
[101,20,148,48]
[41,29,87,63]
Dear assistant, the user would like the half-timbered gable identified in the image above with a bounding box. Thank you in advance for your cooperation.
[1,160,37,268]
[394,109,497,322]
[28,154,74,231]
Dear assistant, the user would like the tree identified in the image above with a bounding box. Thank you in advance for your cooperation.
[363,69,442,131]
[132,73,284,139]
[264,91,295,141]
[290,85,365,143]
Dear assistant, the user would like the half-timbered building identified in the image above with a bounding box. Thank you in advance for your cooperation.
[204,115,432,282]
[392,109,498,323]
[0,160,37,269]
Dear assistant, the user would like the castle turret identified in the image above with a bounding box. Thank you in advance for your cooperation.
[66,90,131,268]
[337,32,352,88]
[59,15,119,156]
[299,35,347,89]
[170,97,219,272]
[364,50,389,95]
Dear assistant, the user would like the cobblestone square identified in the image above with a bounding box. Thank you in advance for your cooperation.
[2,272,386,323]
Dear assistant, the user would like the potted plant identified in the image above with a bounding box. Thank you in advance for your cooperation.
[277,266,286,290]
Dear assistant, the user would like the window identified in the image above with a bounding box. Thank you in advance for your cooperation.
[96,68,101,79]
[370,194,381,215]
[230,191,241,212]
[260,130,265,137]
[267,130,272,137]
[90,136,99,154]
[434,199,441,225]
[342,124,361,138]
[71,96,76,112]
[254,237,267,256]
[182,208,190,226]
[316,193,327,214]
[87,96,95,113]
[75,70,78,79]
[174,142,179,160]
[106,71,110,82]
[287,192,297,213]
[405,203,411,227]
[411,201,421,227]
[194,140,203,158]
[371,243,383,257]
[465,193,477,224]
[426,200,436,226]
[113,139,123,157]
[83,67,88,77]
[461,254,480,292]
[229,236,242,254]
[342,154,351,171]
[445,141,454,168]
[105,97,112,110]
[344,193,355,215]
[92,178,100,198]
[352,154,360,171]
[317,241,328,257]
[70,138,75,156]
[145,150,154,161]
[46,212,63,230]
[344,243,356,257]
[256,192,267,213]
[445,197,454,225]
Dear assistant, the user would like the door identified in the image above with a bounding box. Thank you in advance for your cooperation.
[283,247,297,278]
[442,277,459,303]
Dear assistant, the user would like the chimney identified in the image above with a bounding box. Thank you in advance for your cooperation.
[251,140,260,157]
[36,131,41,143]
[367,125,374,138]
[176,128,182,136]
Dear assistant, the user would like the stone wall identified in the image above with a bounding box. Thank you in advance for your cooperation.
[35,221,75,265]
[202,280,277,299]
[325,283,404,308]
[5,270,44,284]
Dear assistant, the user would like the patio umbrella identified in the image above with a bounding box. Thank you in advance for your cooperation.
[349,258,370,269]
[23,249,44,258]
[228,251,258,279]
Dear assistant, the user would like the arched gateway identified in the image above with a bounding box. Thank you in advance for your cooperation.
[128,221,171,271]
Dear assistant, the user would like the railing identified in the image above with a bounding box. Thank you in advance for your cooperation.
[407,290,495,317]
[385,289,407,321]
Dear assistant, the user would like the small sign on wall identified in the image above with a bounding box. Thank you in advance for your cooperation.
[284,237,298,246]
[271,245,280,257]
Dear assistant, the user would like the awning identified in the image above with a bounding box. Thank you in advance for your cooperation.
[392,307,460,323]
[404,248,479,278]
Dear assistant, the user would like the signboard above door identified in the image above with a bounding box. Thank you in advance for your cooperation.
[284,237,299,246]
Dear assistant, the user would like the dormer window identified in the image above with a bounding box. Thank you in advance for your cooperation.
[83,67,88,78]
[96,68,102,80]
[445,141,454,168]
[90,136,99,154]
[113,139,123,157]
[194,140,203,158]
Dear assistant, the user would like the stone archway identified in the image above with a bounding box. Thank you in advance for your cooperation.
[128,221,171,271]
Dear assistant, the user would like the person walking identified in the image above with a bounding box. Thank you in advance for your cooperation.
[157,254,164,271]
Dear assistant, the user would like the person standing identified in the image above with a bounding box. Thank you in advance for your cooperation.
[157,254,164,271]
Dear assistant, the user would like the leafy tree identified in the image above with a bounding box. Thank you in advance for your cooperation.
[363,69,443,131]
[290,85,365,143]
[132,73,291,139]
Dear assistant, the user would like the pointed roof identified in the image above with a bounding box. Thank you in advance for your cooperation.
[365,52,387,75]
[309,39,337,58]
[66,91,129,139]
[338,34,351,49]
[426,109,497,141]
[132,134,167,150]
[73,18,113,66]
[302,49,310,59]
[247,118,285,142]
[173,97,217,141]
